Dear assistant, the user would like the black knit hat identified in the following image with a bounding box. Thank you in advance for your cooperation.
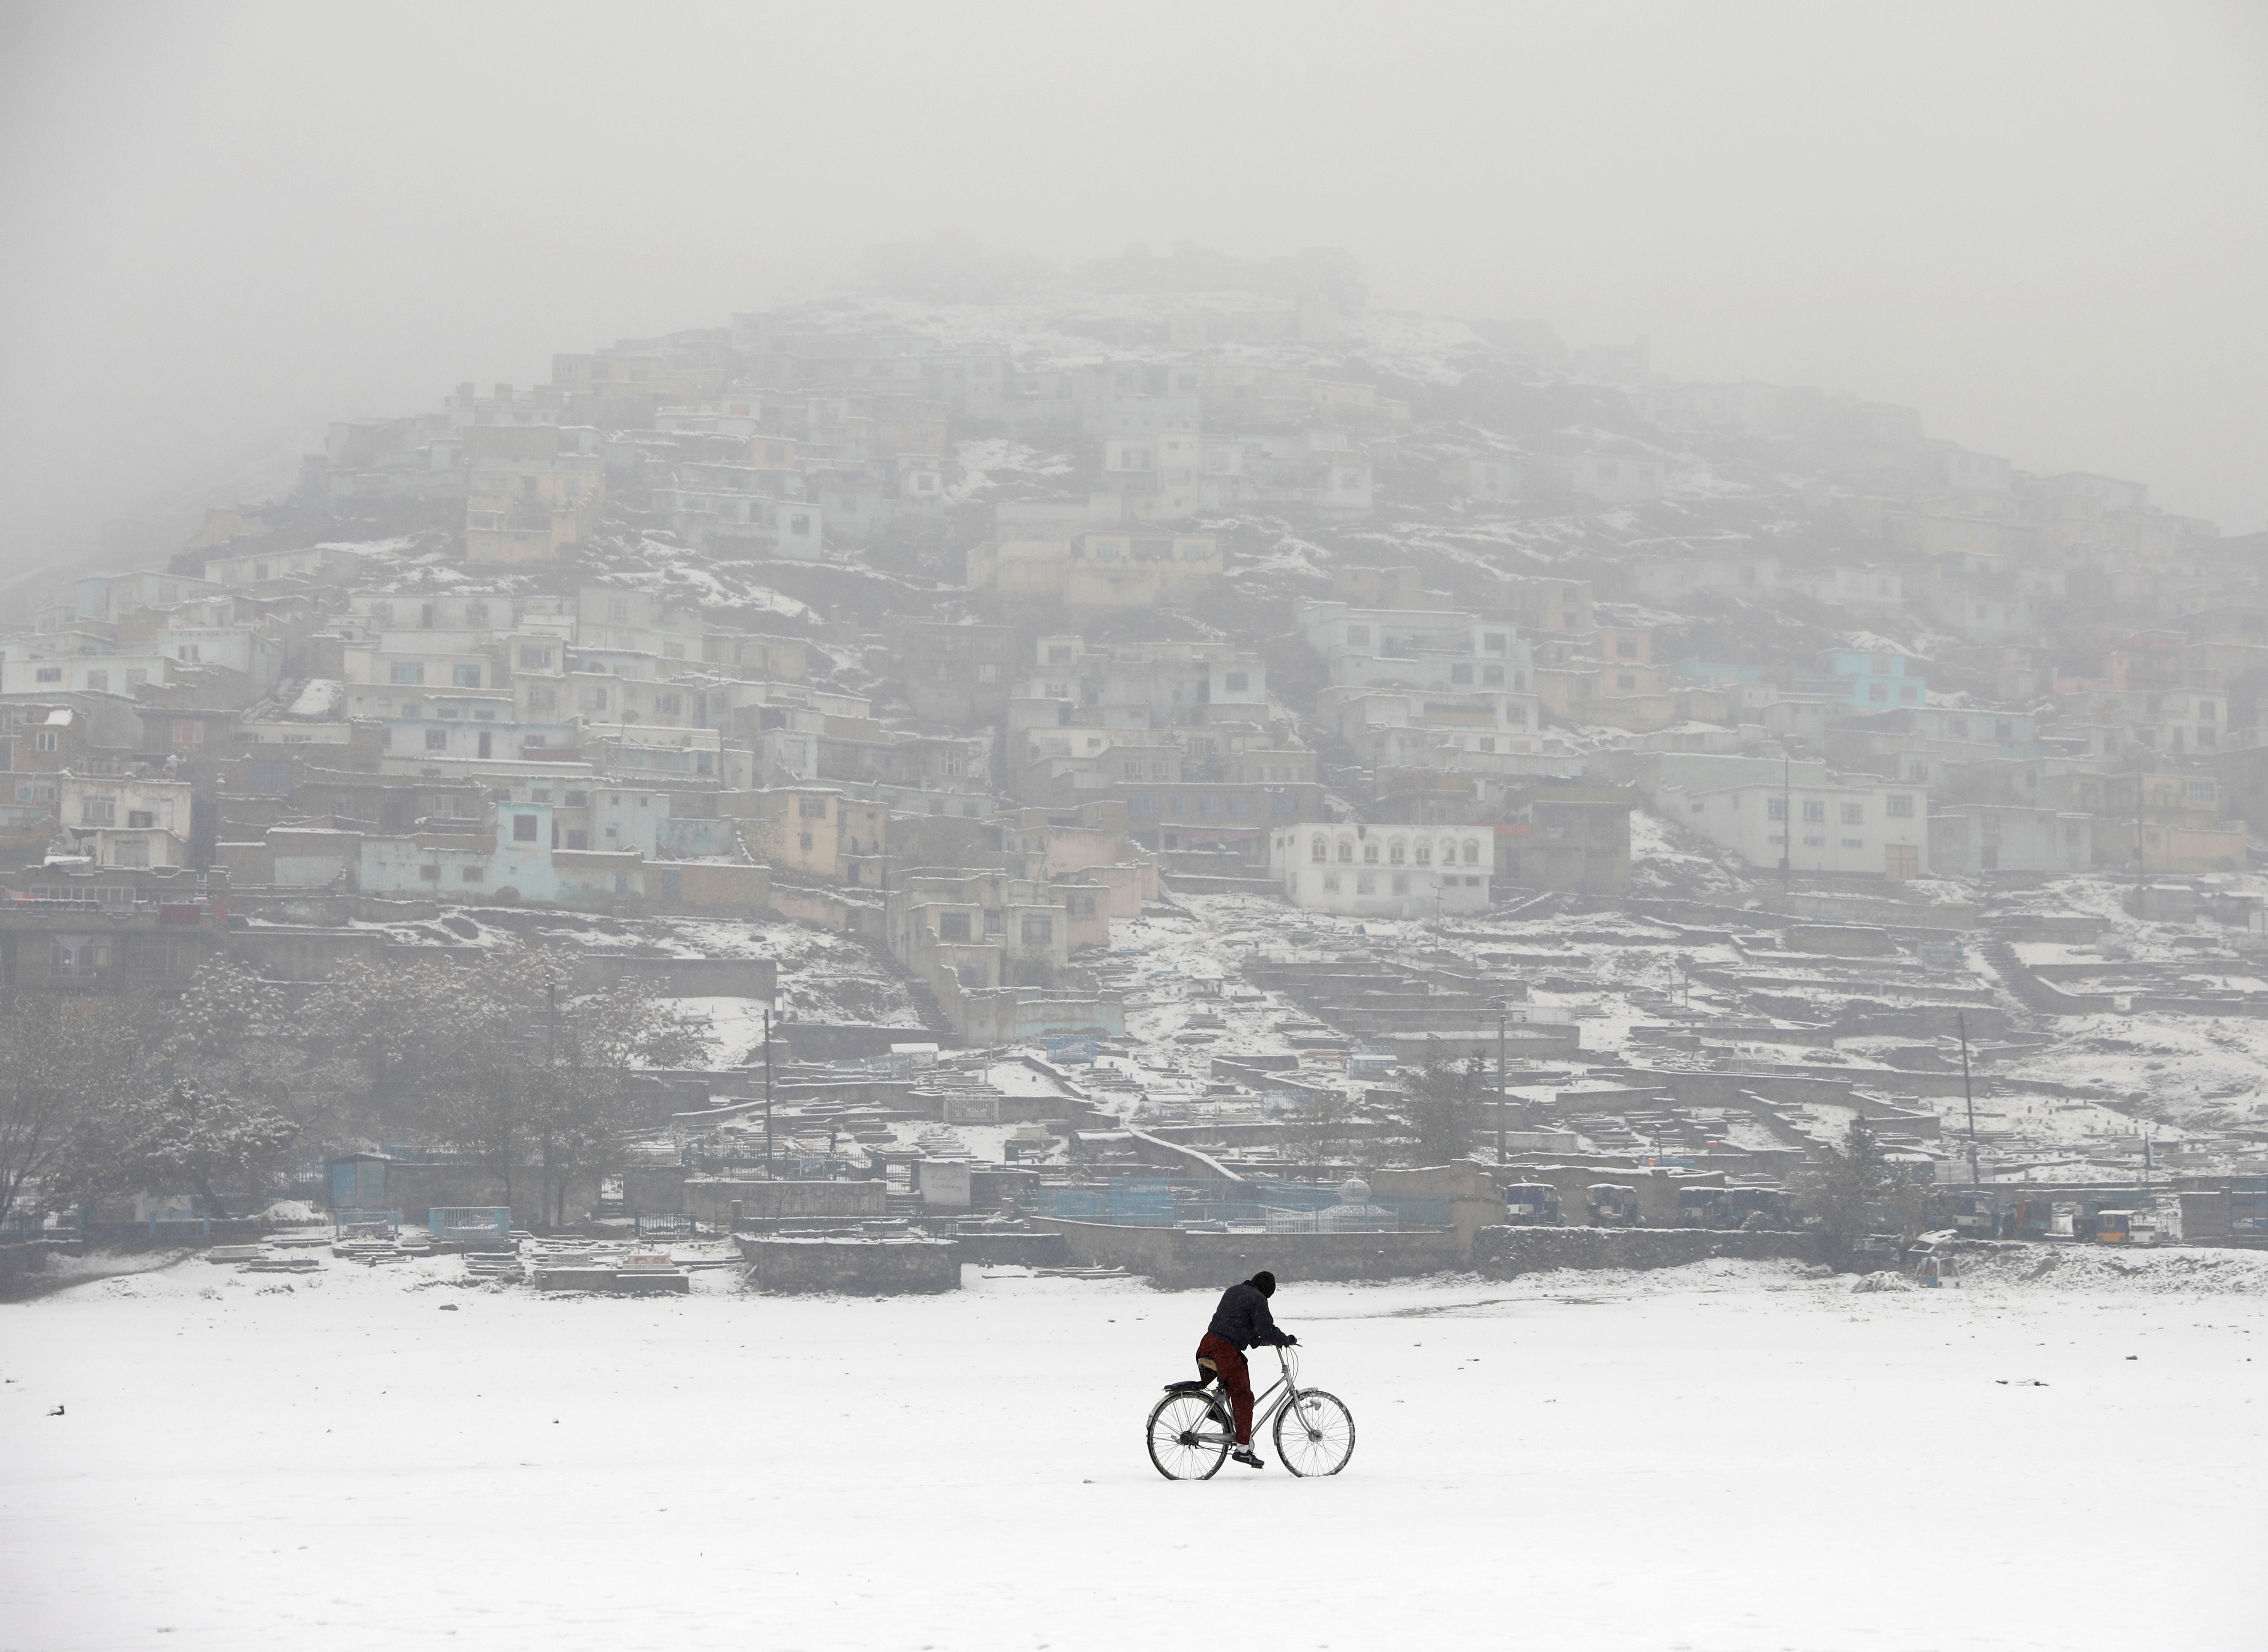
[1250,1271,1276,1296]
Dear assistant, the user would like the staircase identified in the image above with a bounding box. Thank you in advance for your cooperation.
[905,976,955,1036]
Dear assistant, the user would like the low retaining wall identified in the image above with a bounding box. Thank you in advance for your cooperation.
[1027,1216,1463,1289]
[953,1232,1069,1266]
[1473,1225,1823,1277]
[741,1236,959,1295]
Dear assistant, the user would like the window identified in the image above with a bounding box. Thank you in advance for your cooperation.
[462,866,484,883]
[1356,873,1375,895]
[84,671,108,692]
[1451,664,1473,686]
[511,814,538,843]
[798,796,829,819]
[127,810,154,829]
[1363,841,1379,864]
[79,797,115,827]
[390,662,425,685]
[1123,759,1143,780]
[112,838,149,868]
[1021,914,1053,945]
[1323,873,1340,893]
[1389,841,1406,865]
[452,664,481,688]
[1841,838,1863,849]
[1463,839,1480,866]
[656,693,680,716]
[1150,760,1169,779]
[1615,674,1635,691]
[1346,626,1371,646]
[1840,803,1864,825]
[565,791,589,807]
[1485,632,1507,654]
[1801,801,1826,824]
[1224,672,1249,693]
[51,935,108,979]
[520,644,553,669]
[1767,799,1787,821]
[130,934,193,983]
[1310,835,1328,863]
[938,912,971,943]
[1414,841,1431,865]
[1886,794,1915,819]
[34,667,61,683]
[526,686,557,713]
[1337,839,1353,863]
[1483,666,1504,686]
[425,729,448,751]
[173,722,203,748]
[1130,793,1153,816]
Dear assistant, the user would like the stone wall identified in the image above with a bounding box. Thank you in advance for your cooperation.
[741,1236,959,1294]
[1473,1224,1823,1277]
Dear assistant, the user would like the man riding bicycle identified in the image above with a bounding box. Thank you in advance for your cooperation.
[1195,1270,1298,1469]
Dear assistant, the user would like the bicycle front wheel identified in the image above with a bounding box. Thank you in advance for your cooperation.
[1273,1388,1356,1477]
[1147,1392,1231,1480]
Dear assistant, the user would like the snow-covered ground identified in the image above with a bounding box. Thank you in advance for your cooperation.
[4,1254,2261,1650]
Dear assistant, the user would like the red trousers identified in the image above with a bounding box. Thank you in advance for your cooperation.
[1195,1334,1253,1445]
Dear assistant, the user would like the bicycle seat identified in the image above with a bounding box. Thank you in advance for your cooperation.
[1163,1378,1211,1392]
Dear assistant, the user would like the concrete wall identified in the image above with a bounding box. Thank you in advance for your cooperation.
[1028,1216,1464,1288]
[1473,1225,1823,1276]
[686,1178,888,1226]
[742,1236,959,1294]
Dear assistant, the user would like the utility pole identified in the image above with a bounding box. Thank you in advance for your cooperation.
[1496,1005,1508,1167]
[763,1005,775,1175]
[1781,750,1793,893]
[2134,768,2146,889]
[1957,1011,1981,1187]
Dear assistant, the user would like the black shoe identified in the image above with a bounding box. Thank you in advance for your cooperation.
[1231,1447,1266,1469]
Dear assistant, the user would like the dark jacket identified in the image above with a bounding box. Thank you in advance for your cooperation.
[1206,1281,1290,1351]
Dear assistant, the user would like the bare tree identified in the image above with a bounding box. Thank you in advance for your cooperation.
[0,996,146,1228]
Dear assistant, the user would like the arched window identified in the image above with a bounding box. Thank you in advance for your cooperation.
[1337,838,1354,863]
[1463,838,1481,865]
[1310,834,1327,863]
[1440,838,1457,866]
[1363,841,1379,865]
[1414,841,1431,866]
[1389,840,1406,866]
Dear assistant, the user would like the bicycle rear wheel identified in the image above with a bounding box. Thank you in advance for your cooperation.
[1147,1391,1231,1480]
[1273,1389,1355,1477]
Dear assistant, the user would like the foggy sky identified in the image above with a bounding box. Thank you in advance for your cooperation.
[1,0,2263,575]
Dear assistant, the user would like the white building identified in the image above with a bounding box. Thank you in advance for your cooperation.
[1648,755,1930,879]
[1267,821,1492,919]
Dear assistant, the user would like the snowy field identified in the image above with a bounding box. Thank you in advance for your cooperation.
[3,1253,2263,1651]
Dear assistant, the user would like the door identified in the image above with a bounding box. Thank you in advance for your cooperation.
[478,732,492,759]
[1885,844,1918,880]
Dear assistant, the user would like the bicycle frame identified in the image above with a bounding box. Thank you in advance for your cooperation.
[1195,1345,1306,1445]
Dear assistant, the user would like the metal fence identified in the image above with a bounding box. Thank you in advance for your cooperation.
[428,1207,511,1241]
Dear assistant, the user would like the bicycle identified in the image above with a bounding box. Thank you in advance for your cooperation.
[1145,1344,1356,1479]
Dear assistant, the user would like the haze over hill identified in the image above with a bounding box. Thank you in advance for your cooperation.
[1,0,2263,577]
